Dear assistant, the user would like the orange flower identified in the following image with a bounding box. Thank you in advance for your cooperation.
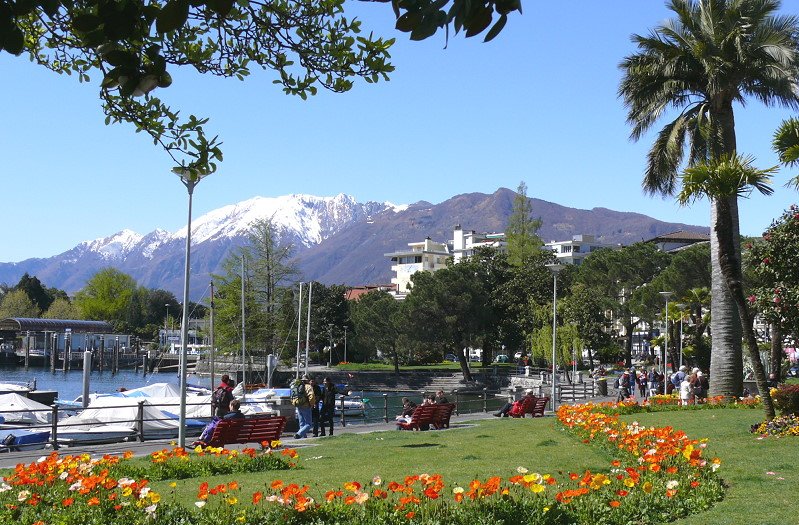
[609,500,621,508]
[405,511,415,519]
[62,497,74,507]
[271,480,284,490]
[228,481,239,491]
[252,491,263,504]
[87,497,100,506]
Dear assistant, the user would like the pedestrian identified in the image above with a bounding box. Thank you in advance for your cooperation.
[616,371,632,402]
[691,370,709,404]
[290,375,316,439]
[647,367,660,397]
[637,370,647,399]
[318,377,337,436]
[211,374,234,418]
[679,375,693,405]
[310,377,323,437]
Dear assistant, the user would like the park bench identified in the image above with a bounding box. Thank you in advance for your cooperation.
[507,396,549,418]
[206,414,287,447]
[436,403,456,428]
[531,396,549,417]
[397,405,440,431]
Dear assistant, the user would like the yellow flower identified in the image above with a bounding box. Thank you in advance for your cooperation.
[169,482,177,488]
[150,492,161,503]
[226,496,238,505]
[642,481,653,494]
[529,483,545,494]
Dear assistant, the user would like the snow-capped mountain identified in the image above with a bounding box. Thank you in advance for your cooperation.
[0,193,400,298]
[0,188,709,301]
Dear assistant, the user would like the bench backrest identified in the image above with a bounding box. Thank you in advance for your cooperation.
[209,415,286,446]
[435,403,455,427]
[532,397,549,417]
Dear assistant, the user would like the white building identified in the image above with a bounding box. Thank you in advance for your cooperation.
[386,227,507,295]
[385,237,451,294]
[544,234,617,265]
[452,225,506,263]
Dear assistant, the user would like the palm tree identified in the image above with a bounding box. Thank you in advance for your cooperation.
[677,153,777,418]
[619,0,799,397]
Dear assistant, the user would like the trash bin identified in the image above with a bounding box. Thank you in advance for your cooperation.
[595,378,608,396]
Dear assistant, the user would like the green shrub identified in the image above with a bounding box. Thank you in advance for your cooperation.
[772,384,799,416]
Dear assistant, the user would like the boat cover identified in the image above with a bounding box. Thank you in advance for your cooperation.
[0,393,52,425]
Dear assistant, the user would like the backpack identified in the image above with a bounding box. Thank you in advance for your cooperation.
[212,386,233,413]
[290,381,308,407]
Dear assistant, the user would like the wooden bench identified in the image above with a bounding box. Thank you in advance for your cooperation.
[435,403,456,428]
[531,396,549,417]
[507,396,549,418]
[205,415,287,447]
[397,405,440,431]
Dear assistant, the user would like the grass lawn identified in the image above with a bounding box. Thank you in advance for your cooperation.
[619,409,798,525]
[123,408,799,524]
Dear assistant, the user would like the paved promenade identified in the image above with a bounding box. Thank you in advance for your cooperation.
[0,410,502,470]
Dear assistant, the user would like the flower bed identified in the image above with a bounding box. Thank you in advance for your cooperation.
[750,414,799,437]
[1,404,727,525]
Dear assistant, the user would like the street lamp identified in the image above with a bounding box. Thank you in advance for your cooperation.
[327,324,334,367]
[546,263,565,411]
[174,166,212,448]
[343,326,348,363]
[659,291,674,394]
[164,303,170,349]
[676,303,685,370]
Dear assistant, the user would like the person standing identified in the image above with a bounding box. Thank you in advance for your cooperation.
[319,377,337,436]
[212,374,234,418]
[291,375,316,439]
[311,377,323,437]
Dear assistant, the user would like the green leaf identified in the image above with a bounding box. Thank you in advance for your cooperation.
[156,0,190,34]
[39,0,59,16]
[395,11,421,33]
[72,13,102,33]
[3,26,24,55]
[104,50,138,67]
[464,6,492,38]
[483,13,506,42]
[208,0,235,17]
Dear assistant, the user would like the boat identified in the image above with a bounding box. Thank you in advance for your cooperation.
[0,428,51,452]
[335,394,371,416]
[57,395,206,445]
[0,381,32,395]
[0,392,54,428]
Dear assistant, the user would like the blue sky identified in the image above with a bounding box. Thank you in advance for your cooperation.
[2,1,798,263]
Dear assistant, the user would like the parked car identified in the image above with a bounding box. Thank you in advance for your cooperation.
[444,354,458,362]
[494,354,509,363]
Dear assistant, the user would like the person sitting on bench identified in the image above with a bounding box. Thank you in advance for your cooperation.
[193,399,244,446]
[493,390,535,417]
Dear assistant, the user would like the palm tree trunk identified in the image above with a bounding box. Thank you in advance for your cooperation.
[709,198,743,397]
[713,197,775,419]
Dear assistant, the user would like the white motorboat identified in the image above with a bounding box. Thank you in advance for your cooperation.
[0,393,54,428]
[335,394,371,417]
[57,396,206,445]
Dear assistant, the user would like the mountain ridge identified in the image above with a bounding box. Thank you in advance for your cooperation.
[0,188,708,299]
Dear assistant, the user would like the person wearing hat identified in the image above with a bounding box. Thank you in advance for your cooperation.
[493,389,536,417]
[690,370,709,404]
[616,371,632,402]
[292,375,317,439]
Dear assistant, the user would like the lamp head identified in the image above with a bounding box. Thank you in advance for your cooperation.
[172,166,212,187]
[546,263,565,275]
[659,291,674,300]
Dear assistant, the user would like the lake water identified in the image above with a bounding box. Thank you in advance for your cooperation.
[0,366,212,401]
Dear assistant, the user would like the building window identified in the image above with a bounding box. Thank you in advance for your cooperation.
[561,245,572,253]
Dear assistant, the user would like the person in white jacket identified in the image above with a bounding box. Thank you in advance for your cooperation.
[679,377,693,406]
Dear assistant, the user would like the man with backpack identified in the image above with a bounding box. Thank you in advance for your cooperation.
[291,375,316,439]
[212,374,234,418]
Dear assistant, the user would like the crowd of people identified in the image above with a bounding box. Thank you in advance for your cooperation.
[394,390,449,427]
[290,375,339,439]
[611,365,710,405]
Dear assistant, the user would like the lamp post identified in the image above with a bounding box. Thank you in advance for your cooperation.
[344,326,348,363]
[164,304,170,350]
[546,263,565,412]
[327,324,334,367]
[676,303,685,370]
[659,291,674,394]
[174,166,211,449]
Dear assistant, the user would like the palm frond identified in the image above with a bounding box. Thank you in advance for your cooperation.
[678,153,776,206]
